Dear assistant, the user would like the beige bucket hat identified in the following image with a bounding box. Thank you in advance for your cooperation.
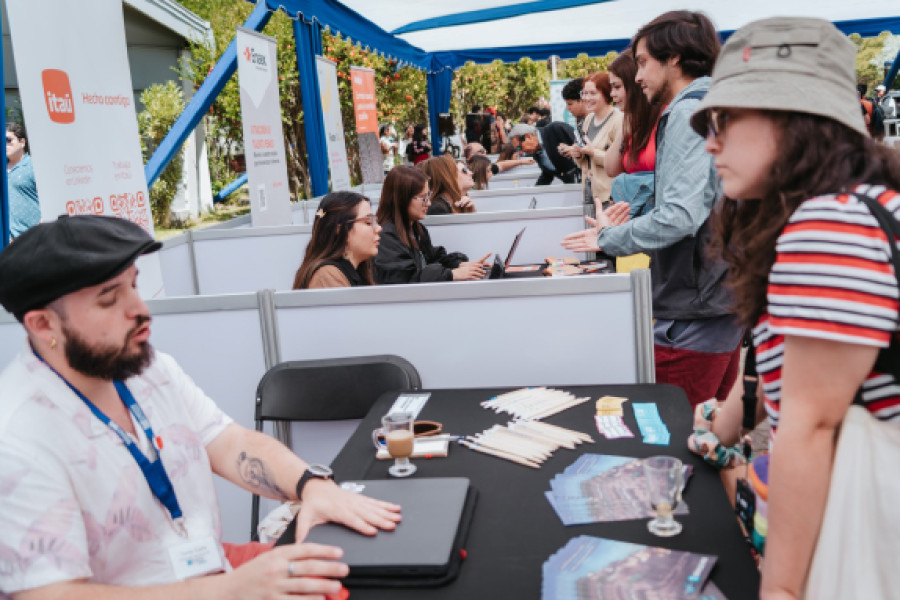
[691,17,867,137]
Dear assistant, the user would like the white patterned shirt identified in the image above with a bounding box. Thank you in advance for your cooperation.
[0,347,233,594]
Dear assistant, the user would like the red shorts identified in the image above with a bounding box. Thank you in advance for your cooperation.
[222,541,275,568]
[655,343,741,409]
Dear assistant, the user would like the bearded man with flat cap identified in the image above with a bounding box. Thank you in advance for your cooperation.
[0,215,401,600]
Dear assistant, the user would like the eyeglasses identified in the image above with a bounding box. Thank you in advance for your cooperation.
[706,109,731,141]
[412,192,432,205]
[352,214,378,227]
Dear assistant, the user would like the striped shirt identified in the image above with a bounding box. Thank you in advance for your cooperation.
[753,185,900,436]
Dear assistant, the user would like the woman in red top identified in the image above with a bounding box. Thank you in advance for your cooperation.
[604,51,663,176]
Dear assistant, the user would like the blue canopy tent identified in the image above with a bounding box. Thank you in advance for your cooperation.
[3,0,900,246]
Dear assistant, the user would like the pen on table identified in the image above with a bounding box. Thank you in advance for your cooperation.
[428,434,463,442]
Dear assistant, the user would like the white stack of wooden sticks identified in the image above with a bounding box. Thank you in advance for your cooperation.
[461,388,595,468]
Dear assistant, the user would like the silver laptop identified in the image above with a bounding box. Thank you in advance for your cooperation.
[304,477,472,577]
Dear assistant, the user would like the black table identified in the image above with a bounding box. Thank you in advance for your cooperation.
[330,384,760,599]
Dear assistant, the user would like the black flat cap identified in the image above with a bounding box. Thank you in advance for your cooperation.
[0,215,161,319]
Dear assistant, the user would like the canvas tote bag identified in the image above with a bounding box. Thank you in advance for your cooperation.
[803,405,900,599]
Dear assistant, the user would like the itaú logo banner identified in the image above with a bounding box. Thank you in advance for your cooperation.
[42,69,75,124]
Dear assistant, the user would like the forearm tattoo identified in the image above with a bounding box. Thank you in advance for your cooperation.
[236,451,289,500]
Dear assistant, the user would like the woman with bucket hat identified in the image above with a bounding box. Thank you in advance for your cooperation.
[689,17,900,599]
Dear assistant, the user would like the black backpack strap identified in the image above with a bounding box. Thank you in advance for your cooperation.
[741,331,758,432]
[655,89,707,150]
[850,191,900,378]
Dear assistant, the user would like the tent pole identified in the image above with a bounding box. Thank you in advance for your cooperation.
[0,5,8,250]
[294,18,329,197]
[143,0,273,187]
[426,66,453,157]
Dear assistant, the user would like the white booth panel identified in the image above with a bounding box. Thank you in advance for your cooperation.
[147,295,268,544]
[290,200,320,225]
[192,227,311,295]
[471,184,582,211]
[274,276,639,390]
[0,313,25,370]
[489,176,538,189]
[158,235,197,297]
[425,208,584,265]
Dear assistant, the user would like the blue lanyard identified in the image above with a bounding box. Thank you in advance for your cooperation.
[34,351,184,528]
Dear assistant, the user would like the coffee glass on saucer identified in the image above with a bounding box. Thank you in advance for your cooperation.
[372,412,417,477]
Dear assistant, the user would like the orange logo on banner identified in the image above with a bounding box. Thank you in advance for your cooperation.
[42,69,75,124]
[349,67,377,134]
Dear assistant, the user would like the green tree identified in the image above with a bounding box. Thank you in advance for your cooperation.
[850,31,891,93]
[178,0,315,198]
[557,52,617,82]
[451,58,550,126]
[138,81,185,227]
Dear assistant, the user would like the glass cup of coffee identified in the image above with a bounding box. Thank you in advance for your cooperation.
[643,455,684,537]
[371,412,417,477]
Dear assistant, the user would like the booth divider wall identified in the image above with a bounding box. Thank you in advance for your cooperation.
[158,207,587,296]
[272,272,652,389]
[0,311,25,370]
[190,224,310,296]
[469,183,582,209]
[158,231,199,297]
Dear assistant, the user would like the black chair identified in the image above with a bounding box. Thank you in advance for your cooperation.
[250,355,421,540]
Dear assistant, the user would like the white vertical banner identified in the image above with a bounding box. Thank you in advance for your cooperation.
[236,28,292,227]
[315,56,352,191]
[550,79,577,129]
[6,0,164,298]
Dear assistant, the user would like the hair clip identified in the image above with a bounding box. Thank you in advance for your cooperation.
[315,208,325,218]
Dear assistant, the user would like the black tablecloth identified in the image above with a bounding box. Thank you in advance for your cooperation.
[329,384,760,599]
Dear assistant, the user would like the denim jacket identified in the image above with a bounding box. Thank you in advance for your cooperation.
[610,171,655,219]
[597,77,732,319]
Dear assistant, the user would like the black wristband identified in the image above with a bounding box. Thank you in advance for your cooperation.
[295,464,333,500]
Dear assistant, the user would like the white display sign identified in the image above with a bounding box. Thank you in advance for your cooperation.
[236,28,292,227]
[6,0,164,297]
[550,79,578,129]
[315,56,352,191]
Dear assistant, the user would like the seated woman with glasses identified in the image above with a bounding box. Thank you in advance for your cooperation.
[417,155,476,215]
[292,191,381,289]
[374,165,489,284]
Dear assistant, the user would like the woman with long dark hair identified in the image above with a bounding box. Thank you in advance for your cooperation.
[685,18,900,599]
[292,191,380,289]
[604,51,664,179]
[469,155,493,191]
[374,165,488,284]
[405,124,431,165]
[416,155,476,215]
